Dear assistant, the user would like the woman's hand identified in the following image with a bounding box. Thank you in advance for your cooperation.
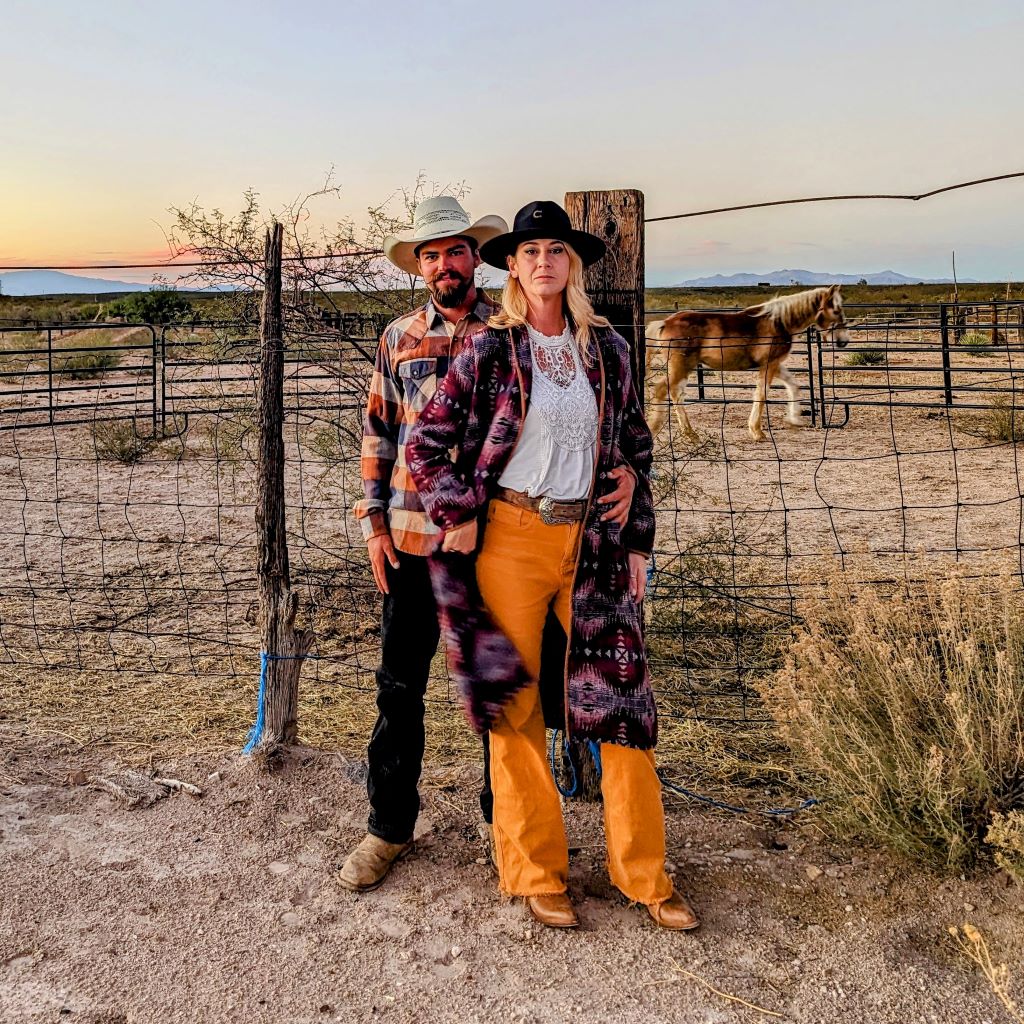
[628,551,649,603]
[441,519,478,554]
[599,465,636,526]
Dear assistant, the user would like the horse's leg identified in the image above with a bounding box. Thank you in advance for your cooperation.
[748,361,777,442]
[777,362,804,426]
[646,343,670,436]
[668,353,698,439]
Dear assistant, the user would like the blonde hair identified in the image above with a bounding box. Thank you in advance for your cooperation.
[488,241,609,364]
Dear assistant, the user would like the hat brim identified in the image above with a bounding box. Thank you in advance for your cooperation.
[383,216,509,277]
[479,228,606,271]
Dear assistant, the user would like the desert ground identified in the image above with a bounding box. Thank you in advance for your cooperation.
[1,726,1022,1024]
[2,310,1024,1022]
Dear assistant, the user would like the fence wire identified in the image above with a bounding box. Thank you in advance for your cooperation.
[2,302,1024,734]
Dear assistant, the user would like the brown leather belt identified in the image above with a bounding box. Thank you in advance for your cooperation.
[493,487,587,525]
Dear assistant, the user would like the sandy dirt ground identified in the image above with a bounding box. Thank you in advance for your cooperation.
[1,726,1021,1024]
[2,330,1024,1022]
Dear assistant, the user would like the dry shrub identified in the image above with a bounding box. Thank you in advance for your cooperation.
[760,564,1024,872]
[948,923,1023,1022]
[986,811,1024,884]
[91,418,155,464]
[981,396,1024,443]
[61,348,123,379]
[845,346,887,367]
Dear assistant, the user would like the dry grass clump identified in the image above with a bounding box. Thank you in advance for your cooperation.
[845,346,887,367]
[760,563,1024,872]
[61,348,123,379]
[986,810,1024,884]
[980,396,1024,443]
[91,418,156,463]
[948,923,1023,1022]
[656,717,797,805]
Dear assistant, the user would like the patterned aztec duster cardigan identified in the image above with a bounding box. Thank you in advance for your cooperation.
[406,324,659,750]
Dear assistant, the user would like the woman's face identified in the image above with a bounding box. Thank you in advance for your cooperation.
[508,239,570,302]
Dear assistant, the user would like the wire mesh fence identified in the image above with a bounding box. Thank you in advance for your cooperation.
[3,299,1024,737]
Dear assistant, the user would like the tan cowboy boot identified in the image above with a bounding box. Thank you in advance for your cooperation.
[527,893,580,929]
[338,834,413,892]
[647,889,700,931]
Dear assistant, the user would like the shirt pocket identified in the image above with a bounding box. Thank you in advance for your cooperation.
[398,357,439,413]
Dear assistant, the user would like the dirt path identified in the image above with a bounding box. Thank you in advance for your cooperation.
[1,729,1020,1024]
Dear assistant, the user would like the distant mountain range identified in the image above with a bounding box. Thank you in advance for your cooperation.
[0,266,988,297]
[675,269,976,287]
[0,270,159,296]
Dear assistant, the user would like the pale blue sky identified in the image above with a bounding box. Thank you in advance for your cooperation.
[2,0,1022,284]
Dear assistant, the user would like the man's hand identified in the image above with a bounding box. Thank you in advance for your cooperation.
[628,551,649,603]
[441,519,478,554]
[368,533,400,594]
[599,465,636,526]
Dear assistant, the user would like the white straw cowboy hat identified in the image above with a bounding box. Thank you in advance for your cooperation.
[383,197,508,277]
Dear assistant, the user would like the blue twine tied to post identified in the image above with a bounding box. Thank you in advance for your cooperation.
[242,651,319,754]
[242,652,270,754]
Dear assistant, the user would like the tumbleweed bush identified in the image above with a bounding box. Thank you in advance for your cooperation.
[760,563,1024,872]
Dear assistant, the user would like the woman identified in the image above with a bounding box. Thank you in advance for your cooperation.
[407,201,698,931]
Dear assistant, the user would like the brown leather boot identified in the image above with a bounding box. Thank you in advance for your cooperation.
[338,834,413,892]
[647,889,700,931]
[527,893,580,929]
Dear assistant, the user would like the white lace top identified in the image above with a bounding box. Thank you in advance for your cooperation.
[498,322,599,500]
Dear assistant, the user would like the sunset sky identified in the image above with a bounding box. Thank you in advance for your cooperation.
[3,0,1023,286]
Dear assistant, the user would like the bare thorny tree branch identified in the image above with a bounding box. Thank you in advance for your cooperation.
[164,169,472,336]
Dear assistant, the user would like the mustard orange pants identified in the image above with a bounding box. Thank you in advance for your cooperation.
[475,499,673,906]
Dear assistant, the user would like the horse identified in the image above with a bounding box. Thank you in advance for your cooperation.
[644,284,851,442]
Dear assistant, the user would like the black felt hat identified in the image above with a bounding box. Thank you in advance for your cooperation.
[479,200,606,269]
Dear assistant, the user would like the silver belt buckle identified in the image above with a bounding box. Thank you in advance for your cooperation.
[539,497,574,525]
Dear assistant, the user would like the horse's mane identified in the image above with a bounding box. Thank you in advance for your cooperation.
[745,287,831,333]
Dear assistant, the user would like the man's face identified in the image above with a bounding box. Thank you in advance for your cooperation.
[415,236,481,309]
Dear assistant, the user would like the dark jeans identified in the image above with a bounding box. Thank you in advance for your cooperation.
[367,551,492,843]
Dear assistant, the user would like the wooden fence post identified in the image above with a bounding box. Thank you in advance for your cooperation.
[560,190,645,802]
[564,189,646,396]
[249,222,313,760]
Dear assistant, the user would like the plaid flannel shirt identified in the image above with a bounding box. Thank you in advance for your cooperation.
[354,293,496,556]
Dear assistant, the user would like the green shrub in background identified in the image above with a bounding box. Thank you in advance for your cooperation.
[61,349,123,379]
[960,330,992,354]
[105,287,193,324]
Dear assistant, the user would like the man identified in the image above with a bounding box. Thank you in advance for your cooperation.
[342,195,637,892]
[342,196,507,891]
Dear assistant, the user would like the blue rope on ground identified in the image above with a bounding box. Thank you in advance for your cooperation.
[241,651,320,754]
[658,773,818,818]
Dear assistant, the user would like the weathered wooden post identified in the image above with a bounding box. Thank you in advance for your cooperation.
[248,222,313,760]
[991,299,1002,346]
[564,189,646,392]
[560,190,646,801]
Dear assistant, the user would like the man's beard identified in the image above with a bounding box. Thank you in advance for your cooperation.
[429,272,473,309]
